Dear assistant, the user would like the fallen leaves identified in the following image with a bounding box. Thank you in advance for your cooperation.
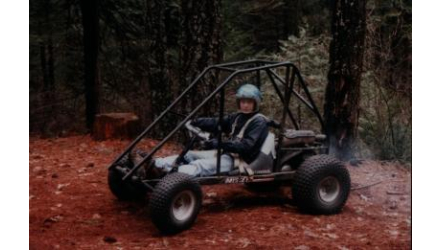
[43,215,63,228]
[32,166,45,174]
[92,213,102,219]
[29,136,411,249]
[294,245,310,250]
[323,233,339,240]
[59,163,71,168]
[56,183,70,191]
[303,229,319,238]
[103,236,117,243]
[235,237,251,248]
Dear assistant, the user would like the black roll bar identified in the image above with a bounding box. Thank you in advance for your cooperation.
[106,60,324,181]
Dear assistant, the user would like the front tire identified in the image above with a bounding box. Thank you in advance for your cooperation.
[149,173,202,234]
[291,155,350,214]
[108,155,146,201]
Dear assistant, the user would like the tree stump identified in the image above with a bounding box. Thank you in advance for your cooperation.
[92,113,141,140]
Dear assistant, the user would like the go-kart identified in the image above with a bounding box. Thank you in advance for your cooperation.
[107,60,351,235]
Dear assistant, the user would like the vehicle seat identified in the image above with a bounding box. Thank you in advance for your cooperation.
[228,132,276,175]
[282,129,326,146]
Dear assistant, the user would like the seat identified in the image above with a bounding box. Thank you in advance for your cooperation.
[228,132,276,176]
[282,130,320,146]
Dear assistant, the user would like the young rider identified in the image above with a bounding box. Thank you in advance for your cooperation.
[153,83,269,177]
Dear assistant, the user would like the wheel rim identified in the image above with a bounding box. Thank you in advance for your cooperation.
[171,190,196,221]
[318,176,341,203]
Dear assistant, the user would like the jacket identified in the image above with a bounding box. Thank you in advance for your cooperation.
[192,111,269,164]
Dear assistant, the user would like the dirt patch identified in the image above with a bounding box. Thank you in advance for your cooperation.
[30,136,411,249]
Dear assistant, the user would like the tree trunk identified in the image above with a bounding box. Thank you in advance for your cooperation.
[80,0,100,131]
[39,40,49,91]
[93,113,141,140]
[143,0,173,137]
[179,0,223,116]
[147,0,170,117]
[324,0,366,160]
[283,0,301,38]
[47,38,55,91]
[45,0,55,92]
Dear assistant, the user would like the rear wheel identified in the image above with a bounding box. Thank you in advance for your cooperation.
[149,173,202,234]
[291,155,350,214]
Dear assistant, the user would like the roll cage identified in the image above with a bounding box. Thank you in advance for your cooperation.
[108,60,325,183]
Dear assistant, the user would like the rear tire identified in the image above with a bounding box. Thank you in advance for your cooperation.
[291,155,350,214]
[149,173,202,234]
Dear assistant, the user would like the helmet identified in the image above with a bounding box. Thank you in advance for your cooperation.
[236,84,262,111]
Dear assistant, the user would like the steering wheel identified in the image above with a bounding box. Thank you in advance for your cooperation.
[184,121,211,141]
[171,121,212,167]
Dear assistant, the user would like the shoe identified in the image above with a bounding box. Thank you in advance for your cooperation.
[146,160,167,179]
[130,150,165,179]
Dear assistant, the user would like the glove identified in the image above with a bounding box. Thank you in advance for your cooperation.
[201,139,219,150]
[267,120,281,129]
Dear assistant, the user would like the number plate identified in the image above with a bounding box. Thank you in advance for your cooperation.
[224,176,250,184]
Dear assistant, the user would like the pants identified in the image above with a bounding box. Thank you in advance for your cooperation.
[154,150,234,177]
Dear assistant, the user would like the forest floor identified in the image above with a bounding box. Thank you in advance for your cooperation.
[29,136,411,250]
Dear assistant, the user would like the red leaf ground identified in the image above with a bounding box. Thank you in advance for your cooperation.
[30,136,411,249]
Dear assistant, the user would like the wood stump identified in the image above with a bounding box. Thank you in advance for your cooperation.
[92,113,141,140]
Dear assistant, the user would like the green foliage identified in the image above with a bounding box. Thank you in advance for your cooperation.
[222,0,311,60]
[358,0,412,163]
[261,29,330,132]
[277,30,330,85]
[259,0,412,163]
[358,72,412,162]
[29,0,86,135]
[29,0,412,163]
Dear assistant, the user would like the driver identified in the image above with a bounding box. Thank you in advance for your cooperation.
[153,83,269,177]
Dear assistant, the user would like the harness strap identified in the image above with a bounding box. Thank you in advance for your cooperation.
[231,153,254,177]
[229,113,269,177]
[230,116,239,137]
[231,113,268,139]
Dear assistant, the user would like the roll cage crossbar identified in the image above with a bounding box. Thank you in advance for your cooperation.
[107,60,324,181]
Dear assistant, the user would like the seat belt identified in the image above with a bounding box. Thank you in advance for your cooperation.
[230,113,268,176]
[231,113,267,140]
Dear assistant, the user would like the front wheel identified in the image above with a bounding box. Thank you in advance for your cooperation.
[108,155,147,201]
[291,155,350,214]
[149,173,202,234]
[108,168,147,201]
